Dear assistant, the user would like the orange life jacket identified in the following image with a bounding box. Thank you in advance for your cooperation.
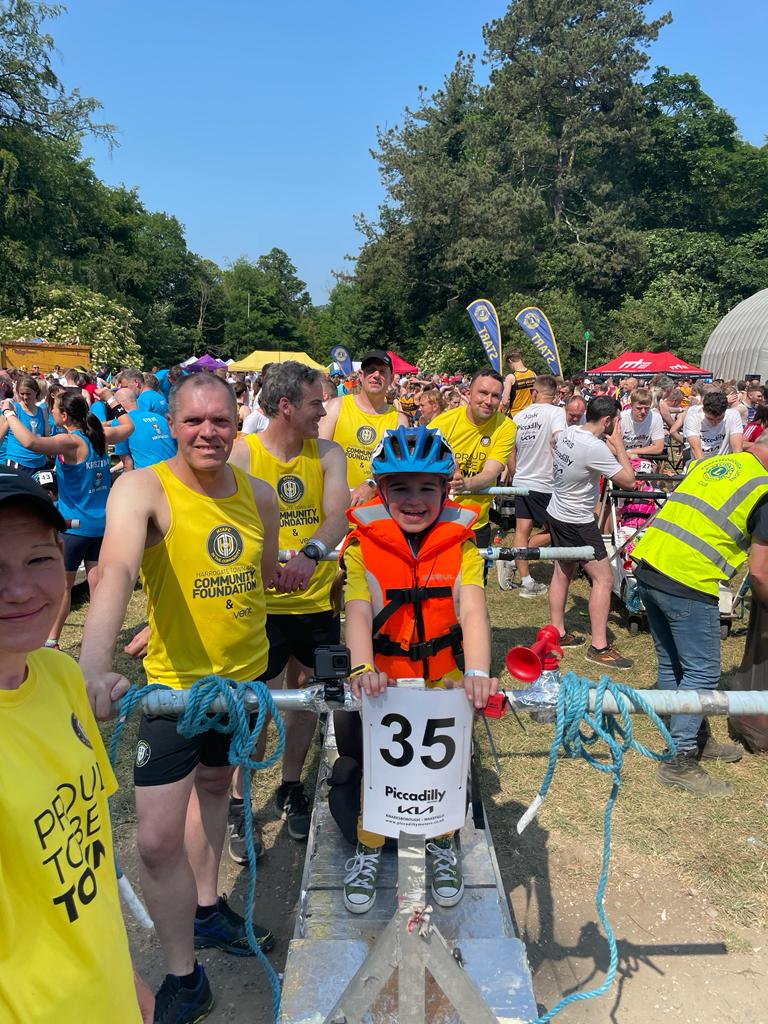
[341,497,480,681]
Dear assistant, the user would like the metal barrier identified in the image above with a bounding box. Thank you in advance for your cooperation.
[278,545,595,564]
[124,682,768,721]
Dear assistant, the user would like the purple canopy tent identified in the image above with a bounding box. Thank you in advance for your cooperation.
[186,354,228,372]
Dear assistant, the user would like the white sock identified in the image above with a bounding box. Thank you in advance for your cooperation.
[521,575,534,587]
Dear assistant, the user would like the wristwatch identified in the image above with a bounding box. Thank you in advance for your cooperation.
[300,542,324,563]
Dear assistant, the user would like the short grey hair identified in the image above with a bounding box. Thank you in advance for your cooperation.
[259,361,322,417]
[168,373,237,419]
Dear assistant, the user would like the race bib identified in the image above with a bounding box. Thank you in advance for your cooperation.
[362,686,472,838]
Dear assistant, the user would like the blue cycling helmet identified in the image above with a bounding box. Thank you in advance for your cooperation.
[371,425,456,479]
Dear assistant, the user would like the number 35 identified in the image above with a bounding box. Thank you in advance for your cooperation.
[379,714,456,770]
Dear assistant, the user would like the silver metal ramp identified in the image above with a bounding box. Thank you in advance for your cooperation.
[280,722,538,1024]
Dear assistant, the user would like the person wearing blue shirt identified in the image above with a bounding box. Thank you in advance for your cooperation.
[140,372,170,415]
[90,398,110,422]
[119,367,169,415]
[1,376,49,470]
[112,387,176,470]
[1,386,134,648]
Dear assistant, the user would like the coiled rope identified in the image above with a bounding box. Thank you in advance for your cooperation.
[110,676,286,1023]
[519,671,677,1024]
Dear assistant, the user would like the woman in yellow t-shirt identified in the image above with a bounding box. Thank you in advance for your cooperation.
[0,469,151,1023]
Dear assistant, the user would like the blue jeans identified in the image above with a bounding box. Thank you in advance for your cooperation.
[636,582,721,752]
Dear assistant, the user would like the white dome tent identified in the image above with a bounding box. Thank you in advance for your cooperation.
[702,288,768,380]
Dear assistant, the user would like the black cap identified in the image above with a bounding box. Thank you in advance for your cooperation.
[0,467,67,531]
[360,350,394,373]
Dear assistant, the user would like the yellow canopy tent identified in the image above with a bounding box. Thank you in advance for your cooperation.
[228,349,326,372]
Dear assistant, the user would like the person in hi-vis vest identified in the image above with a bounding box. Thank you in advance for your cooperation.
[633,441,768,796]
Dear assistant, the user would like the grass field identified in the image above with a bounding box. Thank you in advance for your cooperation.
[60,563,768,932]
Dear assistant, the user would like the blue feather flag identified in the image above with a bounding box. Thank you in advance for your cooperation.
[515,307,563,377]
[466,299,502,374]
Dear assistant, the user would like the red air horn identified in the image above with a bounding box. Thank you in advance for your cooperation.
[506,625,563,682]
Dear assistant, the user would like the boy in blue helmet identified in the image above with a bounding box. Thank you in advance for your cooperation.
[339,425,498,914]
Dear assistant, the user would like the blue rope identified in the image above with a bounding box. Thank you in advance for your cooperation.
[110,676,286,1023]
[526,672,677,1024]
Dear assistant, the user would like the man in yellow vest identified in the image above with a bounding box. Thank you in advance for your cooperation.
[431,368,517,551]
[501,348,536,418]
[79,373,280,1023]
[229,362,349,844]
[633,441,768,795]
[320,349,408,505]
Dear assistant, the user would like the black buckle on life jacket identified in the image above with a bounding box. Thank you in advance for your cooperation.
[373,624,464,667]
[371,585,453,637]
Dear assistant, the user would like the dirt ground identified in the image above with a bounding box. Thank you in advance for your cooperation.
[116,745,768,1024]
[92,580,768,1023]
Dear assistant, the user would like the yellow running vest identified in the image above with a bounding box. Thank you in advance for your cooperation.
[333,395,399,488]
[632,453,768,596]
[142,461,268,688]
[246,434,335,613]
[508,368,536,416]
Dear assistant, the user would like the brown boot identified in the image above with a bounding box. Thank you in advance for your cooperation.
[657,753,733,796]
[699,737,743,763]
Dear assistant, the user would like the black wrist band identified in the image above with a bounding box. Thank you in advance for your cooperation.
[107,403,127,420]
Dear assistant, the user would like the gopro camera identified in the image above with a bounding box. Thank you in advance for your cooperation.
[313,644,351,704]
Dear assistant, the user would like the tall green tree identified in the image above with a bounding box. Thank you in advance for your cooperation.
[0,1,113,141]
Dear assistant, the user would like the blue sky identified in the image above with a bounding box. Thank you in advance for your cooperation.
[51,1,768,303]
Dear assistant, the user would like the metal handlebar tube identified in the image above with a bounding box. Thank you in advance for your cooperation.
[506,675,768,717]
[476,486,530,495]
[483,545,595,562]
[117,683,362,719]
[608,489,670,501]
[278,545,596,564]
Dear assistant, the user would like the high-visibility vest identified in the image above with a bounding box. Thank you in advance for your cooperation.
[631,453,768,596]
[341,497,479,680]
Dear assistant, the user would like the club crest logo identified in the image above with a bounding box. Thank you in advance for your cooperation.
[71,713,93,749]
[207,525,244,565]
[135,740,151,768]
[481,436,492,447]
[278,475,305,504]
[523,312,541,331]
[357,425,377,446]
[703,459,741,482]
[474,303,491,323]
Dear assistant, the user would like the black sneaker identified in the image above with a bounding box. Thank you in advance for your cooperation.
[227,805,264,866]
[585,644,633,671]
[193,895,275,956]
[558,631,585,647]
[154,964,213,1024]
[276,781,311,841]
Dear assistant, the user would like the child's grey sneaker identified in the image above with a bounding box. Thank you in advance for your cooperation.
[343,843,381,914]
[427,835,464,908]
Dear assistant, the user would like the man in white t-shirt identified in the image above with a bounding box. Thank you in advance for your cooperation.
[546,396,636,670]
[620,388,664,457]
[510,375,566,597]
[684,391,743,462]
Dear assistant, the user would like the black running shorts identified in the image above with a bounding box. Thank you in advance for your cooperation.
[546,513,608,561]
[62,533,103,572]
[264,609,341,680]
[134,712,255,787]
[514,490,552,526]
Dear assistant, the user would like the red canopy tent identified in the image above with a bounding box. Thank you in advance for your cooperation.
[587,351,710,378]
[388,350,419,374]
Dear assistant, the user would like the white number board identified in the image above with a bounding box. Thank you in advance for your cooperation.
[362,686,472,839]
